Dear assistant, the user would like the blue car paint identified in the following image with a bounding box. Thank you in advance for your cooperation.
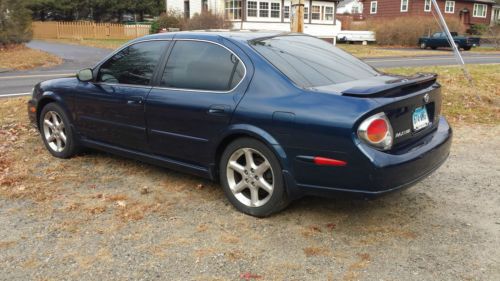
[28,32,452,200]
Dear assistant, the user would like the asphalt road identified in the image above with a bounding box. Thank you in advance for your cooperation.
[0,41,111,97]
[1,40,500,98]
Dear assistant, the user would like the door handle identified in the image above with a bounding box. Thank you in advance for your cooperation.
[208,105,230,116]
[127,96,144,105]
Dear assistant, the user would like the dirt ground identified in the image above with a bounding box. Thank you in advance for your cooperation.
[0,97,499,281]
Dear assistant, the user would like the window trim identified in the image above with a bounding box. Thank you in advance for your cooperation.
[94,39,172,88]
[444,1,455,14]
[400,0,409,12]
[424,0,431,12]
[154,39,248,94]
[473,3,487,18]
[370,1,377,14]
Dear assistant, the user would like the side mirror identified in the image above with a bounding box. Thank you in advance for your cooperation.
[77,68,93,82]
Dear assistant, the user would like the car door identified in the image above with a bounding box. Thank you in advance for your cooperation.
[73,40,170,151]
[145,39,249,166]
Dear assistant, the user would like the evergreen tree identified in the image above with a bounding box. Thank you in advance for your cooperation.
[0,0,32,46]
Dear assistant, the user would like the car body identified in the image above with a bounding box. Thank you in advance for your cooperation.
[28,31,452,216]
[418,32,480,51]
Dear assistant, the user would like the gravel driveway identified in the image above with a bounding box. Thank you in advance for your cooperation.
[0,98,499,281]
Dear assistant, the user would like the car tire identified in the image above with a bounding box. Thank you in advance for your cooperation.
[463,46,471,51]
[431,46,437,50]
[39,102,80,159]
[420,42,427,49]
[219,138,289,217]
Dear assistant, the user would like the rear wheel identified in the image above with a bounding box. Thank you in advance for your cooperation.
[463,46,471,51]
[39,103,80,158]
[431,46,437,50]
[220,138,289,217]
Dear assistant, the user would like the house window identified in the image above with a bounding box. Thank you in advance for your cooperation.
[325,6,334,21]
[271,2,281,18]
[473,3,487,18]
[247,1,257,17]
[311,5,320,20]
[225,0,242,20]
[260,2,269,17]
[445,1,455,13]
[184,1,190,18]
[401,0,409,12]
[304,7,309,20]
[370,1,377,14]
[424,0,431,12]
[284,6,290,19]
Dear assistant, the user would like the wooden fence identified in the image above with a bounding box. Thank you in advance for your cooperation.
[32,21,151,40]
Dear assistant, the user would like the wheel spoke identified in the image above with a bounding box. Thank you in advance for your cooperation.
[228,160,245,175]
[59,131,67,143]
[51,112,60,126]
[250,187,259,206]
[258,178,273,193]
[47,134,56,142]
[244,148,256,169]
[255,161,270,177]
[44,119,54,128]
[232,180,247,193]
[56,138,62,151]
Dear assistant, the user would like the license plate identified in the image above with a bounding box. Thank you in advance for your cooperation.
[412,106,430,131]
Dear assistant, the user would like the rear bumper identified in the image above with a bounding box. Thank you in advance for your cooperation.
[286,116,452,198]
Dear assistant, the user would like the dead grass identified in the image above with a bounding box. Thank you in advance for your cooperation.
[303,247,331,257]
[338,44,500,58]
[0,45,62,70]
[382,64,500,124]
[42,38,128,50]
[338,44,441,58]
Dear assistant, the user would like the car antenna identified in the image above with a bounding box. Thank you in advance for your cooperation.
[430,0,481,102]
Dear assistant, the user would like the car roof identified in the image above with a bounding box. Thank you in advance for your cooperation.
[133,30,290,44]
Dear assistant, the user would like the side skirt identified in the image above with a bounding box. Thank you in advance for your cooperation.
[80,138,212,179]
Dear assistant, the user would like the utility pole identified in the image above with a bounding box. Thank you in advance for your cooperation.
[431,0,476,95]
[290,0,304,33]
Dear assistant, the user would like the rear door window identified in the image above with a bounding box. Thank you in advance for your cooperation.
[97,41,169,86]
[251,35,380,88]
[160,40,245,91]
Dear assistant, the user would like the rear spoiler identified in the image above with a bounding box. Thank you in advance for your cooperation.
[342,73,438,98]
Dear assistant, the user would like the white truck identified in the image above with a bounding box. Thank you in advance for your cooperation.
[337,30,376,44]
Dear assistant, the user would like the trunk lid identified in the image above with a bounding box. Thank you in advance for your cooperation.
[313,73,442,148]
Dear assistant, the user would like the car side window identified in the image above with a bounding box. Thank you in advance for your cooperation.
[160,41,245,92]
[97,41,169,86]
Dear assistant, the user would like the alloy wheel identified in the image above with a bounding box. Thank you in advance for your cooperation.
[42,111,67,153]
[226,148,274,207]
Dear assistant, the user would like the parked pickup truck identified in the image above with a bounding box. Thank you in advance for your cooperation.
[418,32,480,51]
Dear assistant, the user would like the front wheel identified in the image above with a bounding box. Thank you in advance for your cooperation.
[219,138,289,217]
[420,42,427,49]
[39,103,80,158]
[463,46,471,51]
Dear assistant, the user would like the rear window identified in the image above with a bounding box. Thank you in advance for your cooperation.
[251,35,379,88]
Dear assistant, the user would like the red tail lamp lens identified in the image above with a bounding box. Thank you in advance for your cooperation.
[366,119,388,143]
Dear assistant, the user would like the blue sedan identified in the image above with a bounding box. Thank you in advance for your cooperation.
[28,32,452,217]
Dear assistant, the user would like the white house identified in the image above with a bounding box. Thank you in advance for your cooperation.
[167,0,342,38]
[336,0,363,14]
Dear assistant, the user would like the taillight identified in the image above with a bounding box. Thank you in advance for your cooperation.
[357,112,393,150]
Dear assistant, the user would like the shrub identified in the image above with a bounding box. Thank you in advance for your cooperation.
[0,0,32,47]
[150,10,183,33]
[469,24,489,35]
[363,16,464,46]
[182,11,232,31]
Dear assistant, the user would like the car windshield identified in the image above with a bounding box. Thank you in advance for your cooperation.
[251,35,379,88]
